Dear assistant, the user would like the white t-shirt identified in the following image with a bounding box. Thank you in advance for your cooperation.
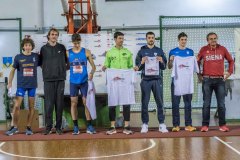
[145,56,159,76]
[106,68,136,106]
[171,56,199,96]
[86,80,97,120]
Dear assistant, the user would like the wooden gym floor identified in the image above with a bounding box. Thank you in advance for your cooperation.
[0,111,239,160]
[0,137,240,160]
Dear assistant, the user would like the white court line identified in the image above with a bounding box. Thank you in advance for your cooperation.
[214,136,240,156]
[0,139,156,159]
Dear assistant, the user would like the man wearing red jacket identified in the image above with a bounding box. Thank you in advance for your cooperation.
[197,32,234,132]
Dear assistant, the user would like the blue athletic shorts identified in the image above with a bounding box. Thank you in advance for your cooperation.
[16,88,36,97]
[70,82,88,97]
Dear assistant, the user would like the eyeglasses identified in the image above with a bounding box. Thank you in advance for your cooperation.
[209,38,217,40]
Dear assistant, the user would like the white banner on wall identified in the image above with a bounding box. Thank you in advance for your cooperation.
[14,32,147,95]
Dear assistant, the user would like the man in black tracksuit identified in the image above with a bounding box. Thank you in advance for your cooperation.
[134,31,168,133]
[39,28,69,135]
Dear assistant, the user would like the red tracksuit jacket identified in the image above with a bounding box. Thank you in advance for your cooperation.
[197,44,234,76]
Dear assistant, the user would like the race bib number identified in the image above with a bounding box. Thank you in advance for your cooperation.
[23,68,34,77]
[73,65,83,74]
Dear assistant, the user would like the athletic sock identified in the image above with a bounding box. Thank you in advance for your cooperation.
[87,120,91,126]
[73,120,78,127]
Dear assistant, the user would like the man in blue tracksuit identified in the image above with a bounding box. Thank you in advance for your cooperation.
[135,31,168,133]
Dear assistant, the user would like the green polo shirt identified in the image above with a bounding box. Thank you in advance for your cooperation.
[104,46,133,69]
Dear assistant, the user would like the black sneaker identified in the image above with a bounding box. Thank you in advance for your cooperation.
[56,128,63,135]
[43,128,52,135]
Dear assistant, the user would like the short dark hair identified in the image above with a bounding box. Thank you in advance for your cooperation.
[206,32,218,40]
[114,32,124,39]
[72,33,81,42]
[21,38,35,51]
[178,32,188,40]
[146,31,155,38]
[47,28,59,40]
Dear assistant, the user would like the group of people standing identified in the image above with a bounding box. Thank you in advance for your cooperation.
[5,28,234,136]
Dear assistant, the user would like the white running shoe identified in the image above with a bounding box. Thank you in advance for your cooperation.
[141,123,148,133]
[159,123,168,133]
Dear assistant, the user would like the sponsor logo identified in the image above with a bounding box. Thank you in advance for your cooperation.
[135,38,146,40]
[22,63,34,67]
[136,43,147,46]
[178,64,189,69]
[94,40,101,42]
[94,44,101,47]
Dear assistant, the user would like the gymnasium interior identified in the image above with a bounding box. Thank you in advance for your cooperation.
[0,0,240,159]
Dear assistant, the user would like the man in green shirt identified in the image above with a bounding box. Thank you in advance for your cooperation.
[103,47,133,69]
[102,31,133,135]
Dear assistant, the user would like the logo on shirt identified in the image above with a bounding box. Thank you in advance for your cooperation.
[20,59,26,63]
[17,91,23,96]
[33,57,36,62]
[22,63,34,67]
[110,57,116,61]
[178,64,189,69]
[187,51,189,54]
[154,52,157,56]
[58,51,61,54]
[23,68,34,77]
[146,68,158,73]
[122,53,127,56]
[113,76,125,81]
[206,54,223,61]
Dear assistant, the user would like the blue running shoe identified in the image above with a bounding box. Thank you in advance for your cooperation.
[86,125,96,134]
[72,126,80,135]
[5,126,19,136]
[25,127,33,135]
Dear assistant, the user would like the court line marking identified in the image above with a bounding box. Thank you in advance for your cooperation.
[0,139,156,159]
[214,136,240,156]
